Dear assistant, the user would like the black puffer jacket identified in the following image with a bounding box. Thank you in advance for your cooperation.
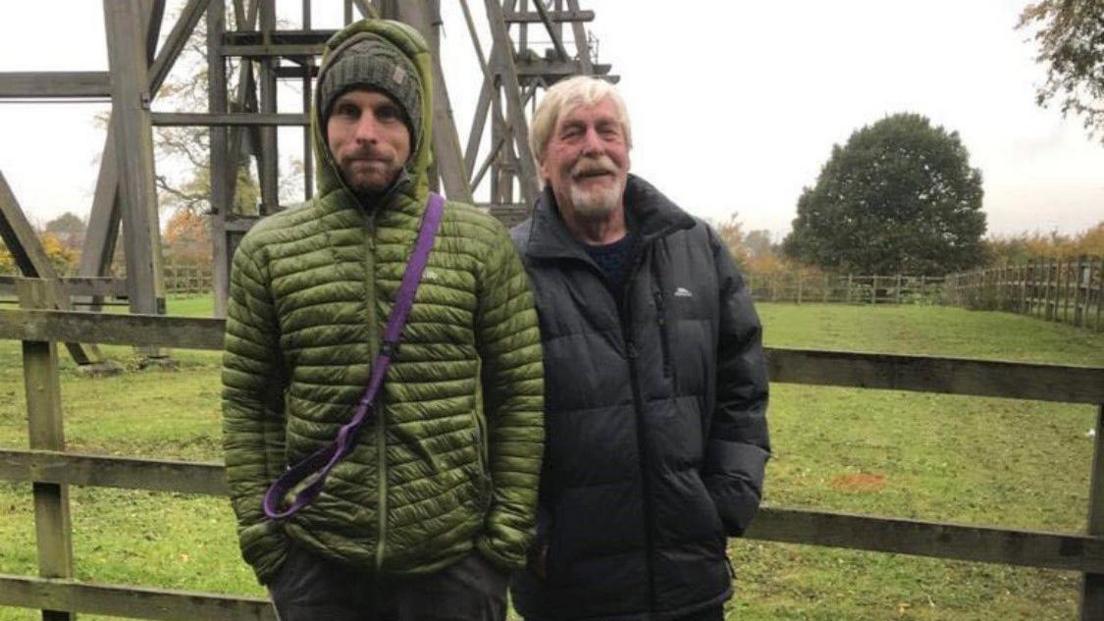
[509,175,770,620]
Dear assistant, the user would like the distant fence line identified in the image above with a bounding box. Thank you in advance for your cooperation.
[746,273,945,305]
[944,256,1103,332]
[0,262,211,304]
[162,260,212,295]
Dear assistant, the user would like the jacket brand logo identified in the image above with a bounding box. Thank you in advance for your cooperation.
[674,287,693,298]
[423,270,439,281]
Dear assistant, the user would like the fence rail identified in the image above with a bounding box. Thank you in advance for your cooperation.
[746,273,945,304]
[945,256,1104,331]
[2,277,1104,620]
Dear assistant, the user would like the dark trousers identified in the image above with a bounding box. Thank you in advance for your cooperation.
[268,544,508,621]
[522,605,725,621]
[676,606,725,621]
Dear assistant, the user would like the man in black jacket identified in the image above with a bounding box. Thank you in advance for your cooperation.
[510,76,771,620]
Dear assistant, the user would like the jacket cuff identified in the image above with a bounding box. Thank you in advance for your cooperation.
[239,520,291,584]
[476,534,526,573]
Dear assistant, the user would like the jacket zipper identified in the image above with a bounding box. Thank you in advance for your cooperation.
[619,250,658,612]
[652,288,673,378]
[363,215,388,574]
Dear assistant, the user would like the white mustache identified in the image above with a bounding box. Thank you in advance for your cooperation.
[572,156,617,178]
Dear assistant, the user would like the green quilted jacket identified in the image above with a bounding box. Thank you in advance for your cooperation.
[221,19,544,584]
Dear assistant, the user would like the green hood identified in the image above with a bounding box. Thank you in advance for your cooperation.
[313,19,434,204]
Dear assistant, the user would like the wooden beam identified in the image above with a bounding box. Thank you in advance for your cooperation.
[274,65,319,79]
[220,43,323,57]
[0,172,56,277]
[258,0,280,215]
[397,0,473,201]
[104,0,168,322]
[516,60,612,78]
[0,450,226,496]
[222,30,334,45]
[565,0,593,73]
[0,575,275,621]
[2,309,1102,404]
[77,114,123,296]
[80,0,194,290]
[145,1,168,66]
[532,0,571,62]
[208,0,232,319]
[148,0,212,96]
[151,112,308,126]
[503,9,594,22]
[0,177,102,365]
[766,348,1104,404]
[0,309,225,350]
[458,0,495,180]
[484,0,540,204]
[0,72,111,99]
[0,277,127,299]
[748,506,1104,574]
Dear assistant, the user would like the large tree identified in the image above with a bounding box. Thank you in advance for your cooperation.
[1018,0,1104,141]
[783,113,987,275]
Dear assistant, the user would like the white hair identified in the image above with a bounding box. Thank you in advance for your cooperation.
[529,76,632,167]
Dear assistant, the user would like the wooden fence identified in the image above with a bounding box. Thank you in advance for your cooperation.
[1,276,1104,620]
[944,256,1104,332]
[0,262,210,305]
[162,261,213,295]
[746,273,945,304]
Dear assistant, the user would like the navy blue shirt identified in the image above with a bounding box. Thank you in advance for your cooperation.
[583,233,637,295]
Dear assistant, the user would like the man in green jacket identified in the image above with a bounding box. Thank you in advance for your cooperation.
[221,18,544,621]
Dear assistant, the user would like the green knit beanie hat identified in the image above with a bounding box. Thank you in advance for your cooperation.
[319,32,422,144]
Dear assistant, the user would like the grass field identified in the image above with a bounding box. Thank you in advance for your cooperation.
[1,297,1103,620]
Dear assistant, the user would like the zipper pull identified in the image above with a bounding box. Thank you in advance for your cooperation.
[625,340,638,360]
[653,290,665,326]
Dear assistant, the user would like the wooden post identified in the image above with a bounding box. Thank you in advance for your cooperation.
[895,273,902,304]
[796,273,803,305]
[1028,262,1034,314]
[1082,404,1104,619]
[207,0,231,318]
[16,279,75,621]
[1044,260,1054,320]
[258,0,279,214]
[1062,258,1071,324]
[103,0,168,322]
[1076,256,1087,328]
[1021,262,1028,315]
[1090,256,1099,331]
[846,274,853,304]
[823,273,830,303]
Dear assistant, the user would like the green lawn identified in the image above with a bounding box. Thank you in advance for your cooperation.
[1,299,1102,620]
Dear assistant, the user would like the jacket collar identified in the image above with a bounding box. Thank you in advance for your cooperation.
[524,174,696,261]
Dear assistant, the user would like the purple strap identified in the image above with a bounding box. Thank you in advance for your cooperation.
[263,193,446,520]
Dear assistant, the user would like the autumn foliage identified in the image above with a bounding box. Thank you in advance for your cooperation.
[985,221,1104,265]
[0,231,77,276]
[162,209,212,263]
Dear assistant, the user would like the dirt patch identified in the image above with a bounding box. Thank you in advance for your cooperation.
[830,472,887,493]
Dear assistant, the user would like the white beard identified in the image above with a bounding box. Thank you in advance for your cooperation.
[569,179,623,219]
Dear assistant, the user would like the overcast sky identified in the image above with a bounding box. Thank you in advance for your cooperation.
[0,1,1101,241]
